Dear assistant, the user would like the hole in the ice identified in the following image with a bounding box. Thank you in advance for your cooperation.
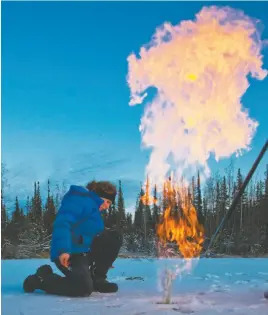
[106,304,123,308]
[172,308,194,314]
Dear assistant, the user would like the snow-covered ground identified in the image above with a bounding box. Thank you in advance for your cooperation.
[2,258,268,315]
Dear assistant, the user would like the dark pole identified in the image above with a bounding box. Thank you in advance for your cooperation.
[205,139,268,255]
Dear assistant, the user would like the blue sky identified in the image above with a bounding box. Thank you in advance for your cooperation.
[2,1,268,213]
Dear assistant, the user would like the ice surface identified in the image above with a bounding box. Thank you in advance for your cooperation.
[2,258,268,315]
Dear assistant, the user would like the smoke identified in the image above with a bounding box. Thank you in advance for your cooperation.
[127,6,267,186]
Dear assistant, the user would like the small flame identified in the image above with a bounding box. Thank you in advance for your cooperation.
[156,179,204,259]
[140,176,157,206]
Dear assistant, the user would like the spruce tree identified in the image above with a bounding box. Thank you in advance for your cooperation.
[215,181,221,224]
[186,186,192,216]
[162,181,169,212]
[152,185,160,230]
[30,182,43,224]
[1,189,7,228]
[28,182,37,222]
[9,197,25,243]
[126,213,133,230]
[25,196,31,219]
[221,176,229,213]
[43,180,57,235]
[192,176,196,209]
[36,181,43,222]
[257,180,264,202]
[202,197,208,220]
[260,165,268,247]
[134,187,144,229]
[196,171,204,225]
[12,197,22,223]
[117,180,126,230]
[171,186,179,220]
[107,199,117,228]
[143,176,153,237]
[235,168,247,229]
[1,189,8,239]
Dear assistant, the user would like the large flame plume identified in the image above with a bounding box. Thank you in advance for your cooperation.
[127,6,267,186]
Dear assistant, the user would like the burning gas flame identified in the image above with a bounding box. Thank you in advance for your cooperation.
[157,201,204,258]
[156,181,204,259]
[141,177,204,303]
[127,6,267,187]
[140,176,204,258]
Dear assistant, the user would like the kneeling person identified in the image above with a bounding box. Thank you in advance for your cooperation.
[23,180,123,297]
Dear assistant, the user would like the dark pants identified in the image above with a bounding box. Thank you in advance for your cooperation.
[42,229,123,297]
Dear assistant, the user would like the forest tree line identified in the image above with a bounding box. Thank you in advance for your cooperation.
[1,162,268,259]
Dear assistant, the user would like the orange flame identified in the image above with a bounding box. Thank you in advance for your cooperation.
[140,176,157,206]
[155,179,204,259]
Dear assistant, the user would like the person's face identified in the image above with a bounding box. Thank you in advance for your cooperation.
[99,198,112,211]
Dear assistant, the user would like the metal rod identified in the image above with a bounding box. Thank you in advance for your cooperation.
[204,139,268,255]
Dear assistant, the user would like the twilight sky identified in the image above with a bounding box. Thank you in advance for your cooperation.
[2,1,268,213]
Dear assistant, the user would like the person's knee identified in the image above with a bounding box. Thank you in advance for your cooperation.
[76,283,93,297]
[73,276,93,297]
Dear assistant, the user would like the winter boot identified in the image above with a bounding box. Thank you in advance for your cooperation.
[36,265,53,278]
[91,266,118,293]
[23,265,53,293]
[23,275,42,293]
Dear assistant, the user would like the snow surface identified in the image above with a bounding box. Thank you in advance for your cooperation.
[2,258,268,315]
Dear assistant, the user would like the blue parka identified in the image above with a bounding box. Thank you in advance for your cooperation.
[50,185,105,261]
